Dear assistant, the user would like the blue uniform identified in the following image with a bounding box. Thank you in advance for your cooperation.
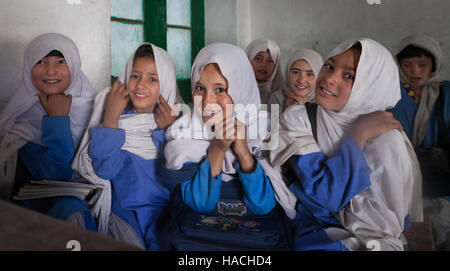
[288,136,371,251]
[17,116,97,231]
[390,82,450,147]
[181,156,276,215]
[88,126,170,250]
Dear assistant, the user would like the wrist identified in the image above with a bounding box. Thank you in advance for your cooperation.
[103,115,119,129]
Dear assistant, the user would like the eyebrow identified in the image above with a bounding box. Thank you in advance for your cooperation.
[131,70,158,76]
[328,57,357,72]
[291,67,313,72]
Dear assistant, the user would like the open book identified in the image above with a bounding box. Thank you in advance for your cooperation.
[13,180,101,201]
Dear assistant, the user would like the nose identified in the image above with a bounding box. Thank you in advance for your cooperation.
[411,64,420,75]
[325,70,339,86]
[202,89,216,107]
[297,72,306,83]
[45,63,57,76]
[135,78,145,90]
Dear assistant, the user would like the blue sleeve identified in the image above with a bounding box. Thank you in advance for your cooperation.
[151,128,167,155]
[181,158,222,213]
[238,158,276,215]
[18,116,74,180]
[289,135,371,213]
[88,127,126,180]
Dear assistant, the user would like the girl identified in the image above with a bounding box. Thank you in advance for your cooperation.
[72,43,179,249]
[391,34,450,197]
[267,49,323,114]
[163,43,293,250]
[245,39,284,104]
[0,33,97,230]
[270,38,423,250]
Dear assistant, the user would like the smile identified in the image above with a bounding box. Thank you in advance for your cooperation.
[43,79,61,84]
[320,87,336,97]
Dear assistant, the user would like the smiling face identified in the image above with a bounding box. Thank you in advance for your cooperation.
[250,49,276,83]
[399,55,433,88]
[127,56,160,113]
[315,46,361,112]
[31,55,71,95]
[193,63,234,126]
[288,59,316,97]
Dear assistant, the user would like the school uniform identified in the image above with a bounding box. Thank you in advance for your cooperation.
[164,43,294,250]
[270,38,423,251]
[0,33,97,230]
[390,35,450,197]
[72,43,180,249]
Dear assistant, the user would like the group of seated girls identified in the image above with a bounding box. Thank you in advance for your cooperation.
[0,32,448,251]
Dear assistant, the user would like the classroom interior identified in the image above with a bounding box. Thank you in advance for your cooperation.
[0,0,449,251]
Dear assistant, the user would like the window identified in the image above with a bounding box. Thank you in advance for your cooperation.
[111,0,205,103]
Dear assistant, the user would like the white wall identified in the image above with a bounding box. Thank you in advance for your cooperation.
[205,0,450,78]
[0,0,110,112]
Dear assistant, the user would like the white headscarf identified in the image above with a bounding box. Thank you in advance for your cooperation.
[284,49,323,101]
[72,43,179,235]
[245,39,284,104]
[0,32,97,148]
[271,38,423,250]
[164,43,298,219]
[0,33,97,200]
[396,34,444,148]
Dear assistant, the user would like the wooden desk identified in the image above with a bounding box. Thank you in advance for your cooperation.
[0,200,143,251]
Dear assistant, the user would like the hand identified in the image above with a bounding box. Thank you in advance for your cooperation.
[349,111,403,150]
[283,90,310,110]
[155,96,179,129]
[103,80,130,129]
[231,119,255,173]
[38,93,72,116]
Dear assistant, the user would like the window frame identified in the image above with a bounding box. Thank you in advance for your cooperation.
[143,0,205,103]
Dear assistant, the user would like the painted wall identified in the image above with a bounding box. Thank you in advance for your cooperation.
[205,0,450,78]
[0,0,110,113]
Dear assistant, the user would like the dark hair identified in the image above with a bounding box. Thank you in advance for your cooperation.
[45,50,64,58]
[396,45,436,72]
[133,44,154,61]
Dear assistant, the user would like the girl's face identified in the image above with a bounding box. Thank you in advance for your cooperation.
[31,55,71,95]
[400,55,433,88]
[193,63,234,125]
[251,50,276,83]
[128,56,160,113]
[288,59,316,97]
[315,47,360,112]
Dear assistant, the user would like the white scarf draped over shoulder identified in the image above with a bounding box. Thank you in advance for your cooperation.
[245,39,284,104]
[164,42,298,219]
[0,33,97,200]
[71,43,179,235]
[271,38,423,251]
[396,34,444,148]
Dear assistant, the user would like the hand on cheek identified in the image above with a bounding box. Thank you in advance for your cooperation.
[103,80,130,129]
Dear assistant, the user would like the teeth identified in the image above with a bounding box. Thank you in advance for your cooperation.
[135,93,146,97]
[203,109,221,116]
[322,87,335,96]
[44,80,59,83]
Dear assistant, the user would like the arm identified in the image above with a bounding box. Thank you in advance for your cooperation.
[181,157,222,212]
[88,127,127,180]
[289,135,371,213]
[18,116,74,180]
[238,157,276,215]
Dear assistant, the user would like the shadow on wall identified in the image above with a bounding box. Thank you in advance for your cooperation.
[0,41,26,115]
